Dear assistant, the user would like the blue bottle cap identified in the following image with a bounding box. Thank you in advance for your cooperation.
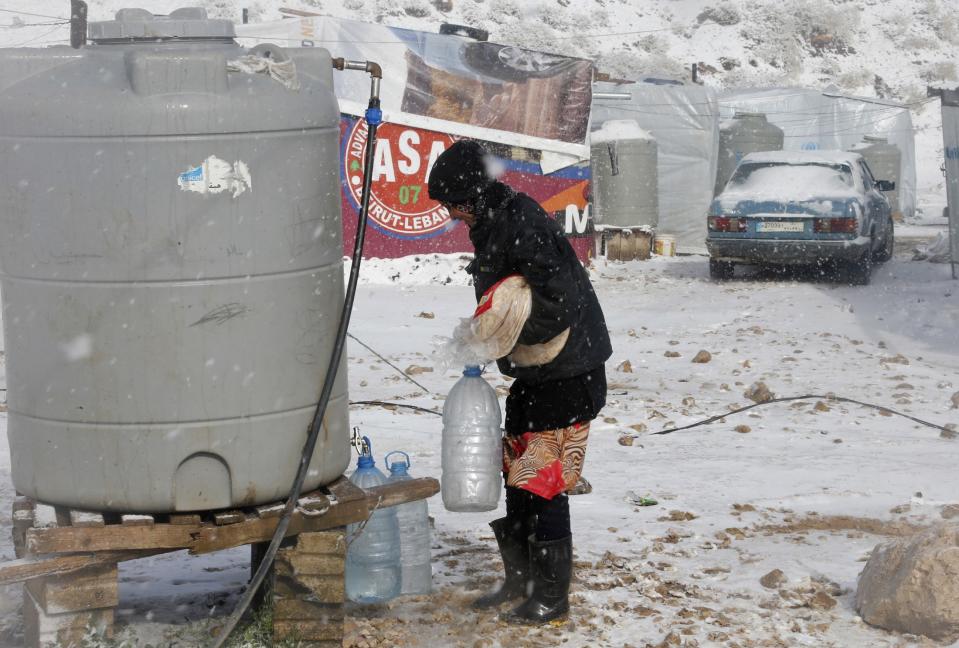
[463,365,482,377]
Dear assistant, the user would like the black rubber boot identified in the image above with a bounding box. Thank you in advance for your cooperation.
[502,534,572,624]
[471,517,530,609]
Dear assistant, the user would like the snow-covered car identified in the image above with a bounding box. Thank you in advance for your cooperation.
[706,151,896,284]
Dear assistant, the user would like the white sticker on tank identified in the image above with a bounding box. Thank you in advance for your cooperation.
[178,156,252,198]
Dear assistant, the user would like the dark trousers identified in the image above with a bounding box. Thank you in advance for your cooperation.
[505,485,570,542]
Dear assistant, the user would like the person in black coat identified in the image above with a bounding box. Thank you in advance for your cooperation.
[428,140,612,624]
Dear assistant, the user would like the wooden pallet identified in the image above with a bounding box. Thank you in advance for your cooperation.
[4,476,439,583]
[5,476,439,648]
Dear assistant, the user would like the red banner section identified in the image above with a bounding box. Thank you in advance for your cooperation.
[339,116,593,261]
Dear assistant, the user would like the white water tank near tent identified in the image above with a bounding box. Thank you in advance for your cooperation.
[590,119,659,229]
[849,135,903,219]
[718,87,917,219]
[592,81,720,253]
[714,112,784,196]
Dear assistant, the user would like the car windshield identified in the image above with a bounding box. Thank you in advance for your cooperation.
[721,162,856,202]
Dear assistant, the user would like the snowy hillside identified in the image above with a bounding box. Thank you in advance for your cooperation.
[2,0,957,214]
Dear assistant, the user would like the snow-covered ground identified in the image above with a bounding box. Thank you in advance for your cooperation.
[2,251,959,647]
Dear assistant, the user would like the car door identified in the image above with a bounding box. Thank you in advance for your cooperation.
[858,160,888,250]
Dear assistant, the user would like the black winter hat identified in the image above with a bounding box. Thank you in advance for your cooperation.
[427,140,494,204]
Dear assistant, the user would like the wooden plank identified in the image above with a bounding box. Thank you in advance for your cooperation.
[255,502,286,519]
[168,514,202,526]
[25,565,118,614]
[0,550,169,586]
[253,489,330,519]
[324,477,366,504]
[192,497,369,556]
[19,478,438,557]
[121,515,154,527]
[213,510,246,526]
[364,477,439,509]
[297,492,331,516]
[191,478,438,555]
[27,524,198,555]
[69,511,105,528]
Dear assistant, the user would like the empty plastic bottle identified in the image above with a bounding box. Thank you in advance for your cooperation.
[345,437,401,604]
[441,365,503,512]
[385,451,432,595]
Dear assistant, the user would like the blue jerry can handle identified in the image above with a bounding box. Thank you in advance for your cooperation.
[385,451,411,474]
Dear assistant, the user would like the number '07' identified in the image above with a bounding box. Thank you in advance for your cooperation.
[398,185,421,205]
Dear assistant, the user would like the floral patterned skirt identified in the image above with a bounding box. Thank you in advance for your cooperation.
[502,422,590,500]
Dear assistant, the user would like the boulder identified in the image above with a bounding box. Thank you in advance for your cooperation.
[855,524,959,643]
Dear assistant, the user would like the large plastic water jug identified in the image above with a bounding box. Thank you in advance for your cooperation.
[385,451,432,595]
[441,366,503,512]
[345,437,401,603]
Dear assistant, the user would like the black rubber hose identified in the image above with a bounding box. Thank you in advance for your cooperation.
[211,109,380,648]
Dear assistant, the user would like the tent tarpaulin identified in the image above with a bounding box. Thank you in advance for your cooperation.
[236,16,592,164]
[591,81,721,254]
[718,87,917,220]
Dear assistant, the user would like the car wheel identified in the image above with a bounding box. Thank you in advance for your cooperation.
[709,259,735,280]
[841,251,872,286]
[873,217,894,263]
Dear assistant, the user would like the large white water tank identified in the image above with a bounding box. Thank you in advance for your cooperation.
[0,8,350,512]
[590,119,659,229]
[715,112,784,196]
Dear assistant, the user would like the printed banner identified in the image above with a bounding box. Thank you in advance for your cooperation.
[338,116,593,260]
[236,16,592,160]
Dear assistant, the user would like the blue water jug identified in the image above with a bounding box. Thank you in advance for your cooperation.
[385,451,432,595]
[345,436,401,603]
[441,365,503,512]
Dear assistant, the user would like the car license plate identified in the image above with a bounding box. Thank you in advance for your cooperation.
[757,221,805,233]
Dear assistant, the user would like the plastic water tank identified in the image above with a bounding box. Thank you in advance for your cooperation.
[0,8,349,512]
[715,112,784,196]
[590,120,659,229]
[849,135,902,219]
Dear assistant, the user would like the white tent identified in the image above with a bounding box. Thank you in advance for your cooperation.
[718,87,917,220]
[592,81,721,253]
